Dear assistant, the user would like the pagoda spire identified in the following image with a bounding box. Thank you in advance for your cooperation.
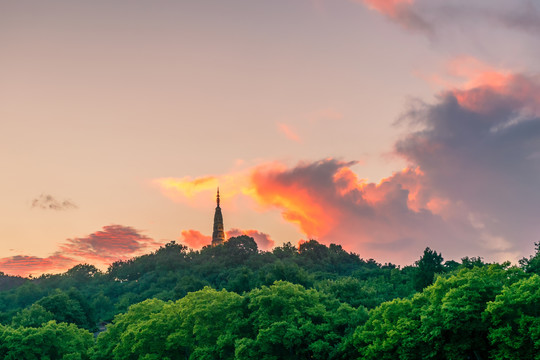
[211,187,225,246]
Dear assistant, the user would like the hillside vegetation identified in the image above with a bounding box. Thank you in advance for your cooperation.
[0,237,538,359]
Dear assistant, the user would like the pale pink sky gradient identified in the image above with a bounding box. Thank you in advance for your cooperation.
[1,0,540,276]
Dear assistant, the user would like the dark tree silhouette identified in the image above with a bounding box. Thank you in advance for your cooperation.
[414,247,444,290]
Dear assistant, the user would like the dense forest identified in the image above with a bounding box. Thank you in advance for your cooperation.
[0,237,538,359]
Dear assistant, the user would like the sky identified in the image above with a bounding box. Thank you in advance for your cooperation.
[1,0,540,276]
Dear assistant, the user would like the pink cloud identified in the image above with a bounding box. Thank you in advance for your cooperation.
[450,72,540,116]
[0,225,162,277]
[361,0,414,18]
[354,0,431,33]
[60,225,162,263]
[227,228,275,251]
[0,254,77,277]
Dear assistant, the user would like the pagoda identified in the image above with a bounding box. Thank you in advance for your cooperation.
[211,188,225,246]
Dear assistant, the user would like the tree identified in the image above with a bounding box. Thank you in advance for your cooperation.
[417,266,517,359]
[485,274,540,360]
[36,289,93,329]
[11,304,54,328]
[354,265,525,360]
[414,247,444,290]
[519,242,540,274]
[0,272,26,291]
[353,296,426,360]
[272,242,297,259]
[65,264,101,283]
[224,235,259,259]
[0,321,93,360]
[238,281,366,360]
[91,298,166,360]
[298,239,330,263]
[460,256,487,269]
[92,288,245,360]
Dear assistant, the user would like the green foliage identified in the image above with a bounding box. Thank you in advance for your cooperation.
[316,267,416,309]
[0,321,93,359]
[519,241,540,274]
[0,272,26,291]
[11,303,54,328]
[93,288,245,360]
[413,247,444,291]
[65,264,101,283]
[92,282,365,360]
[354,296,424,359]
[240,281,367,360]
[0,238,538,359]
[485,274,540,359]
[0,239,418,327]
[91,298,166,360]
[354,265,527,360]
[460,256,487,269]
[36,289,95,330]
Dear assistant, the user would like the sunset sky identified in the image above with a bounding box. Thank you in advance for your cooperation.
[2,0,540,276]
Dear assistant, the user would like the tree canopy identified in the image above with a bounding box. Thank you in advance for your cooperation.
[0,237,537,359]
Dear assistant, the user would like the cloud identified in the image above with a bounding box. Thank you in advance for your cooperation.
[180,230,211,249]
[60,225,162,263]
[156,70,540,264]
[154,173,251,206]
[395,71,540,261]
[31,194,78,211]
[354,0,540,37]
[247,159,468,263]
[0,225,164,277]
[354,0,433,33]
[277,123,302,143]
[0,254,77,277]
[156,160,460,263]
[180,228,275,251]
[155,176,219,202]
[227,228,275,251]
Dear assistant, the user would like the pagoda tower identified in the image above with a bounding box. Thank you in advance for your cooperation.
[211,188,225,246]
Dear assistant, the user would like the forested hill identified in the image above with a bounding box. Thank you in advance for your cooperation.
[0,237,538,359]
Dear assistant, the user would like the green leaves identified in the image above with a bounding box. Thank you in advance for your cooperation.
[0,321,93,360]
[92,282,364,360]
[414,247,444,291]
[485,275,540,360]
[93,288,245,360]
[354,265,531,360]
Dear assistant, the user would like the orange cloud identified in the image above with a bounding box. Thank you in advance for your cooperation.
[0,254,77,277]
[243,159,465,263]
[277,123,301,142]
[180,228,274,251]
[248,161,339,238]
[156,160,438,247]
[154,171,251,206]
[155,176,219,201]
[180,230,211,249]
[154,159,498,264]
